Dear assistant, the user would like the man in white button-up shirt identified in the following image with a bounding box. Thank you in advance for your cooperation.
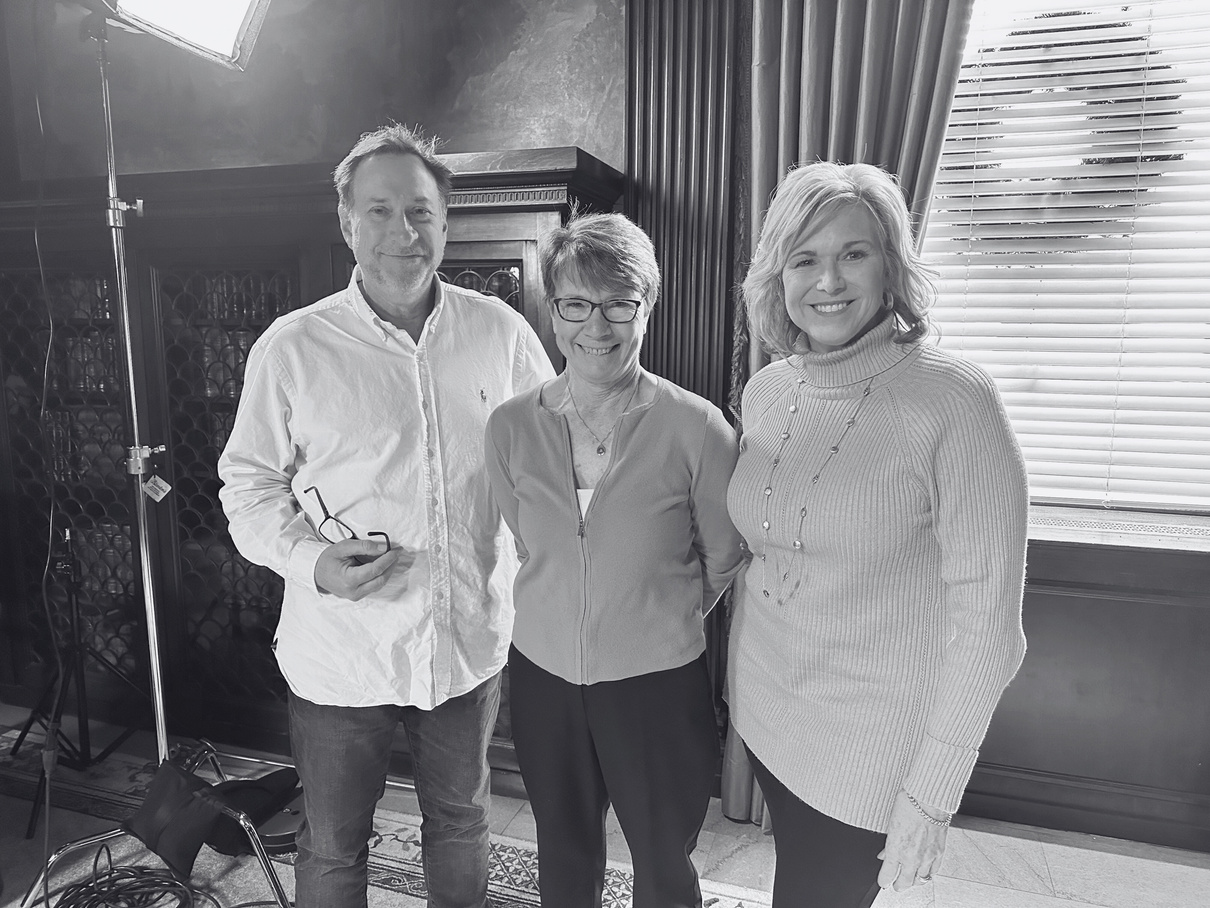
[218,124,553,908]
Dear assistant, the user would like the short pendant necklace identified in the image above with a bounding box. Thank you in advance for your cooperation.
[759,377,877,605]
[567,379,641,455]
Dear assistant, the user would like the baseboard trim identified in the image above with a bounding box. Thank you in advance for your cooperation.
[963,762,1210,853]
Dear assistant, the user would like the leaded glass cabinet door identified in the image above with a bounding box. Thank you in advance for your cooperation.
[151,260,300,742]
[0,268,146,718]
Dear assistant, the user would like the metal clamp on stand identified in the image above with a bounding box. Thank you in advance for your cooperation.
[126,444,166,475]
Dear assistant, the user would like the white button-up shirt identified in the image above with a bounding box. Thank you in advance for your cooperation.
[218,269,554,709]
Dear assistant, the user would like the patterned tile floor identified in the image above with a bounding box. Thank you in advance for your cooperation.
[2,704,1207,907]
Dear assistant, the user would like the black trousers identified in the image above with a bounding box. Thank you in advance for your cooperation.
[747,746,883,908]
[508,646,719,908]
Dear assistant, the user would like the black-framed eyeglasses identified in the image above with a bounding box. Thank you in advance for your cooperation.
[552,297,643,323]
[305,486,390,550]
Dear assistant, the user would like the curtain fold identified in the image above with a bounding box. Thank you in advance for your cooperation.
[723,0,975,828]
[625,0,739,408]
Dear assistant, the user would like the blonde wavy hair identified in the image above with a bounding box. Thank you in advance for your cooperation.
[743,161,936,357]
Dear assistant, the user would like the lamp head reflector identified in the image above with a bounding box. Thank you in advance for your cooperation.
[111,0,272,70]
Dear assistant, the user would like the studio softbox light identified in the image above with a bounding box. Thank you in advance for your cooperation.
[102,0,273,70]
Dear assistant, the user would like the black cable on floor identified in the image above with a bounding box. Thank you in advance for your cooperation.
[49,846,223,908]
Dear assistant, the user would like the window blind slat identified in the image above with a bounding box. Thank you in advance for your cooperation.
[927,1,1210,521]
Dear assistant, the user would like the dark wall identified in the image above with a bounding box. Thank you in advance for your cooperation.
[964,541,1210,851]
[4,0,625,183]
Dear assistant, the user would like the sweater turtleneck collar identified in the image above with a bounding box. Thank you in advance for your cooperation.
[786,314,918,389]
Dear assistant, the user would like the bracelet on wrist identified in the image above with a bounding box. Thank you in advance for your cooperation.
[905,792,951,827]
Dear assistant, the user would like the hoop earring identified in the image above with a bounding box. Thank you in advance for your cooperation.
[882,290,895,311]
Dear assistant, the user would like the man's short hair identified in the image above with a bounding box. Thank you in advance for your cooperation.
[333,123,455,216]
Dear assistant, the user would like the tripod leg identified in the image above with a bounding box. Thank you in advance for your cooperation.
[10,669,61,757]
[24,658,78,839]
[24,769,47,839]
[72,639,91,761]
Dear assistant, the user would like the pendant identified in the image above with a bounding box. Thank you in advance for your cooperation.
[596,444,606,456]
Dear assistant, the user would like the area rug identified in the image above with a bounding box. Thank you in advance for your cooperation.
[0,727,770,907]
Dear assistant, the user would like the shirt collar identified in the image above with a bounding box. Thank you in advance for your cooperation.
[346,265,447,340]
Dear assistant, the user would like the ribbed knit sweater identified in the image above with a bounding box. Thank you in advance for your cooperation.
[726,316,1028,832]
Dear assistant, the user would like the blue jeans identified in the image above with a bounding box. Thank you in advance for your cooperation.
[288,674,500,908]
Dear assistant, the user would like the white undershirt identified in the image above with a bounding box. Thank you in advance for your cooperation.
[576,488,595,516]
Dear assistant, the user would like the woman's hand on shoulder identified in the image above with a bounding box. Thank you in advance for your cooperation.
[876,789,950,891]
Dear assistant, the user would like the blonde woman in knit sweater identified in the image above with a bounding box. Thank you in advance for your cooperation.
[726,161,1028,907]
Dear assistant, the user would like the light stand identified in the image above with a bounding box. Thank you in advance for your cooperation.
[85,11,170,763]
[67,0,275,764]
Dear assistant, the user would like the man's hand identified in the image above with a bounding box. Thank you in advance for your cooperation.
[876,790,949,891]
[314,539,398,601]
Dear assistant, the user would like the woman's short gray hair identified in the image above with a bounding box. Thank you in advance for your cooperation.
[333,123,454,216]
[539,212,661,308]
[743,161,935,357]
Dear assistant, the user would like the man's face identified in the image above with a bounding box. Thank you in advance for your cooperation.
[340,153,447,304]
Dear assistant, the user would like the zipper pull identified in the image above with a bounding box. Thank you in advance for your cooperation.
[578,515,585,537]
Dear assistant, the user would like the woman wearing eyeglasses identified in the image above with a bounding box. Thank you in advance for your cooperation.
[484,212,744,908]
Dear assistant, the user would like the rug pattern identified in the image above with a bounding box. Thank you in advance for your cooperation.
[0,728,768,907]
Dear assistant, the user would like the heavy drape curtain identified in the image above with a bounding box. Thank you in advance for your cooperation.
[722,0,975,826]
[626,0,740,409]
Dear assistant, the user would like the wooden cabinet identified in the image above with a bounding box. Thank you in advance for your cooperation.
[0,149,622,784]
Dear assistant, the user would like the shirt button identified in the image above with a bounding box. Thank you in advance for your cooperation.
[762,521,770,529]
[434,543,442,554]
[764,487,772,496]
[431,498,439,507]
[789,405,798,413]
[781,432,790,440]
[435,591,444,601]
[793,540,802,550]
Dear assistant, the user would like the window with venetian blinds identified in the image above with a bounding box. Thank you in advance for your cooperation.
[923,0,1210,549]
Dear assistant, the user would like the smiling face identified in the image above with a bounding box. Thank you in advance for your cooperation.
[340,153,447,307]
[551,271,649,390]
[781,203,888,354]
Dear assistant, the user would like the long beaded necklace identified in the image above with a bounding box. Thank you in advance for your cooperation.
[757,376,877,606]
[567,378,641,456]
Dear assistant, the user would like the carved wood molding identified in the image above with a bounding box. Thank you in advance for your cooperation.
[450,185,570,211]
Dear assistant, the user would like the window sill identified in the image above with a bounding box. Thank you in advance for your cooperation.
[1029,506,1210,553]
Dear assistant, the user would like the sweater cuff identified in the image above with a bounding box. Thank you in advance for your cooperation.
[902,733,980,815]
[286,536,329,594]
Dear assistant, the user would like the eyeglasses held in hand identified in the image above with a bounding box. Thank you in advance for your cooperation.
[305,486,390,552]
[552,297,643,323]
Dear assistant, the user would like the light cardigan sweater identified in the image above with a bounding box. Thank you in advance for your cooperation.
[485,376,745,685]
[726,316,1028,832]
